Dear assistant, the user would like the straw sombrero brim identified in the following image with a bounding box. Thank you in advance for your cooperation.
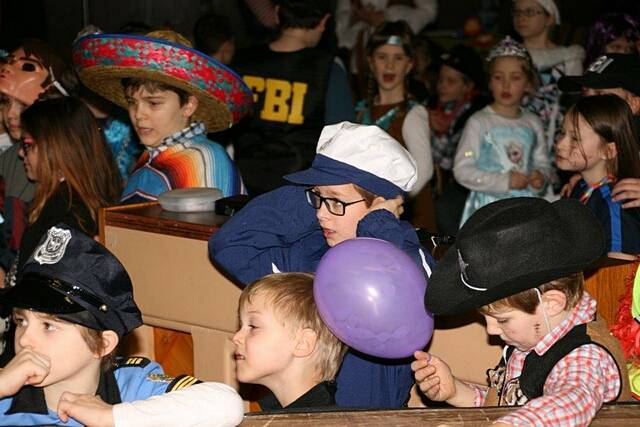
[72,34,253,132]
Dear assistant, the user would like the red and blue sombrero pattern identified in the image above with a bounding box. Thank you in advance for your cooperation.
[72,33,253,132]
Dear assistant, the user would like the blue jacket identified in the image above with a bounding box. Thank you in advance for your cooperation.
[209,185,436,408]
[571,181,640,254]
[0,357,198,426]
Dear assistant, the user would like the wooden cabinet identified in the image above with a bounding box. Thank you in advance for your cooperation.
[100,202,241,386]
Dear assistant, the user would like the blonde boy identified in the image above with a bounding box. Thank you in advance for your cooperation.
[233,272,346,410]
[413,197,629,426]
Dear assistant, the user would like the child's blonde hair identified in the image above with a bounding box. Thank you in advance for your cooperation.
[478,272,584,315]
[239,273,347,381]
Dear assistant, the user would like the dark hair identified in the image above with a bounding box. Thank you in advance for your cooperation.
[585,13,640,66]
[277,0,330,30]
[20,39,70,94]
[122,78,191,106]
[21,97,121,231]
[193,13,234,55]
[566,94,640,180]
[362,21,415,122]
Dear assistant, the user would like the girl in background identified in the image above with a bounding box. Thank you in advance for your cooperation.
[585,13,640,67]
[356,21,434,229]
[454,36,552,225]
[555,94,640,254]
[15,97,121,276]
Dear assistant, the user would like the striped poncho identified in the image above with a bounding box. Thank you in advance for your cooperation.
[121,132,244,203]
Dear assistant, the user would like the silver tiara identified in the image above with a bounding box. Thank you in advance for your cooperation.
[486,36,532,63]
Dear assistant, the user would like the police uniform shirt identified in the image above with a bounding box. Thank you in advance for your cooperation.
[0,357,198,426]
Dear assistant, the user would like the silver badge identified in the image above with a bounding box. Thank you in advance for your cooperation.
[34,227,72,265]
[588,55,614,74]
[457,249,470,283]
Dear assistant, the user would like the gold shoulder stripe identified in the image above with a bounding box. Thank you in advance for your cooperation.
[166,374,202,392]
[114,357,152,369]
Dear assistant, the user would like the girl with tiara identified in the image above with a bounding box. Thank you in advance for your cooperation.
[453,36,552,226]
[355,21,434,229]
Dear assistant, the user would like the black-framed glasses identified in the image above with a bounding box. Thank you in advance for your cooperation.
[513,8,546,18]
[305,188,365,216]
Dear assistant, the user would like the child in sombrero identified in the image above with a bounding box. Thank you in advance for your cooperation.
[413,197,631,426]
[72,30,252,203]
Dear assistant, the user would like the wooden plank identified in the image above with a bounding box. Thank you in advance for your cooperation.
[240,403,640,426]
[102,203,227,241]
[585,254,637,326]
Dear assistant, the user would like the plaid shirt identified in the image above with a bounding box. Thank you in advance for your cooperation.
[469,293,621,426]
[147,122,206,161]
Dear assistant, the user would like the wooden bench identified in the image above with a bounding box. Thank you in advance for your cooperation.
[100,203,638,411]
[240,403,640,426]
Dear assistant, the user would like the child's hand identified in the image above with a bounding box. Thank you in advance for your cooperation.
[560,174,581,198]
[429,110,449,135]
[509,171,528,190]
[528,170,545,190]
[411,351,456,402]
[612,177,640,208]
[0,349,50,398]
[57,392,114,427]
[368,195,404,219]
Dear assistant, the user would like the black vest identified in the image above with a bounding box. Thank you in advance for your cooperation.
[230,44,334,195]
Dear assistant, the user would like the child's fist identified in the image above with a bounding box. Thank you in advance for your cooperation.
[412,351,456,402]
[57,392,114,427]
[368,195,404,219]
[509,171,528,190]
[528,170,545,190]
[0,349,50,398]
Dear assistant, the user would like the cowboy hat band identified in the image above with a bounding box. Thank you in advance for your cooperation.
[72,33,253,132]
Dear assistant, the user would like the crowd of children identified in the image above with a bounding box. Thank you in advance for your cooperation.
[0,0,639,425]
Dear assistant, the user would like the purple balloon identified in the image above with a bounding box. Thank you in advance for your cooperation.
[314,238,434,359]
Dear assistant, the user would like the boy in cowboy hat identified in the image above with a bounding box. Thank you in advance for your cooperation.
[73,30,253,203]
[0,224,243,426]
[413,197,630,426]
[210,121,435,408]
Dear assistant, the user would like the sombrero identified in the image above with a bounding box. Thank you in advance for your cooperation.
[71,31,253,132]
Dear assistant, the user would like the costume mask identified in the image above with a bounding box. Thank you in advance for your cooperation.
[0,47,50,106]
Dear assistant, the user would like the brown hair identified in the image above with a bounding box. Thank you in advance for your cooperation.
[479,272,585,315]
[352,184,378,207]
[566,94,640,179]
[239,273,347,381]
[122,78,191,106]
[21,97,121,230]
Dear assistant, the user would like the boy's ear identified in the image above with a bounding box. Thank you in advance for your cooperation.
[541,290,568,317]
[182,95,199,118]
[99,330,119,358]
[293,328,318,358]
[628,96,640,115]
[316,14,331,32]
[604,142,618,160]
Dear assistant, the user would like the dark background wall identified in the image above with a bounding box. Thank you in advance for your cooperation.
[1,0,639,59]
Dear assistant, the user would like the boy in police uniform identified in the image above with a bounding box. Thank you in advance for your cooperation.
[0,224,243,426]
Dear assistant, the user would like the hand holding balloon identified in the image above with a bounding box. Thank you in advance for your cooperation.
[314,238,434,359]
